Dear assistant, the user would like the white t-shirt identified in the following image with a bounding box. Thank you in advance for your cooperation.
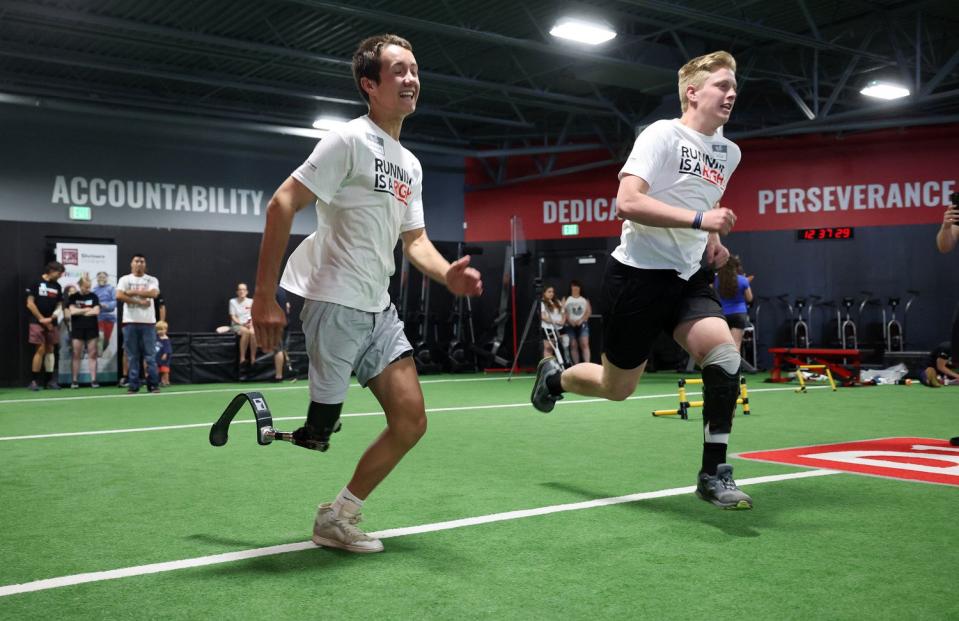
[281,115,426,312]
[564,296,588,323]
[229,297,253,326]
[613,119,741,280]
[116,273,160,324]
[541,302,564,329]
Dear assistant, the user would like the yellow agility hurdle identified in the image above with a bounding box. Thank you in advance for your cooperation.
[795,364,837,392]
[652,377,750,420]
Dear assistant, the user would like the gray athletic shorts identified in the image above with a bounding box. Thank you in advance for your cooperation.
[301,300,412,403]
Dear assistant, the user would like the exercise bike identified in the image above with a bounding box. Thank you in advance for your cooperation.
[778,295,817,349]
[883,290,918,352]
[741,296,766,372]
[838,296,858,350]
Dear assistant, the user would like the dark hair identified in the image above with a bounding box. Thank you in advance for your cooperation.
[131,253,146,261]
[352,34,413,103]
[45,261,65,274]
[570,280,583,295]
[717,256,742,299]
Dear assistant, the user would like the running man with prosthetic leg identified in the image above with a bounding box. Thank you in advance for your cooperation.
[252,34,482,553]
[531,51,752,509]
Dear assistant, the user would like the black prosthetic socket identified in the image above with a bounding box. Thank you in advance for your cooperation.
[700,365,740,475]
[292,402,343,452]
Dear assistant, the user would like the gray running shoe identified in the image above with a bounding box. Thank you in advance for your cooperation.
[696,464,753,510]
[311,503,383,553]
[530,357,564,413]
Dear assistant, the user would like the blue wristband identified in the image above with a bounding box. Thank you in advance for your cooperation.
[692,211,703,229]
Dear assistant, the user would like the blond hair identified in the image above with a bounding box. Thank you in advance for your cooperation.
[678,51,736,113]
[156,320,169,331]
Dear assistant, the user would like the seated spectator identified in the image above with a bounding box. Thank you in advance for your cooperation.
[68,276,101,388]
[229,282,257,375]
[919,341,959,387]
[155,320,172,386]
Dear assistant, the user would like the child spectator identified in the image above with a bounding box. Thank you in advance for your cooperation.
[155,320,173,386]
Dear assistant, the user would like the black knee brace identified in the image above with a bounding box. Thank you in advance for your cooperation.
[701,364,740,435]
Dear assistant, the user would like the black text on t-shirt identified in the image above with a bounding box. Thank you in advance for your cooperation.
[678,145,728,189]
[373,158,413,206]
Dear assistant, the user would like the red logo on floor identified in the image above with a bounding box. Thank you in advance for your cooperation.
[738,437,959,486]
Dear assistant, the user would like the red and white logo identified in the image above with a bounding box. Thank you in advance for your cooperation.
[738,437,959,486]
[61,248,79,265]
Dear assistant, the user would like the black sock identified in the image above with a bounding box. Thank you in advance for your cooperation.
[546,372,564,395]
[701,442,727,476]
[33,371,43,384]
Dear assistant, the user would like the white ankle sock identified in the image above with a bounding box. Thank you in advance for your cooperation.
[332,486,364,518]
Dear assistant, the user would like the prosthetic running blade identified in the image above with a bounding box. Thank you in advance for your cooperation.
[209,391,277,447]
[209,391,341,451]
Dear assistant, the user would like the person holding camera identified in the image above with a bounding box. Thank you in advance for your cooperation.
[936,193,959,445]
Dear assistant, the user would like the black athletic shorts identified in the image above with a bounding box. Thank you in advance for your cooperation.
[71,325,99,342]
[601,259,724,370]
[724,312,750,330]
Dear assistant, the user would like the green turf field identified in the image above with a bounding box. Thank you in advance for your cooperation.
[0,373,956,619]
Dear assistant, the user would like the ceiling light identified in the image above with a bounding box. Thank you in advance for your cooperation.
[312,117,348,131]
[549,18,616,45]
[860,81,910,100]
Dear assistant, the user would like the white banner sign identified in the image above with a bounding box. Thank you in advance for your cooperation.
[54,243,119,384]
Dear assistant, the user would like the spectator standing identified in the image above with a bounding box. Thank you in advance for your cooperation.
[563,280,592,364]
[116,254,160,394]
[714,255,753,353]
[68,276,101,388]
[25,261,64,390]
[155,320,173,386]
[93,271,117,355]
[540,285,567,360]
[118,288,165,387]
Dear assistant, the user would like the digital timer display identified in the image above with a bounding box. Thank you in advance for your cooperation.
[796,227,854,241]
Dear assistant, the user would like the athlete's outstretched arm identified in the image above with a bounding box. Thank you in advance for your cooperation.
[253,176,316,351]
[401,227,483,297]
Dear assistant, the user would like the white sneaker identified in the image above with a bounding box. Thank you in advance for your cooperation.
[311,503,383,553]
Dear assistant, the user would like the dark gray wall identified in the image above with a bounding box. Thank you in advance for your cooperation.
[0,105,466,240]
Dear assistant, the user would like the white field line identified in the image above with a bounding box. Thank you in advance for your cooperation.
[0,468,840,598]
[0,385,828,442]
[0,375,534,406]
